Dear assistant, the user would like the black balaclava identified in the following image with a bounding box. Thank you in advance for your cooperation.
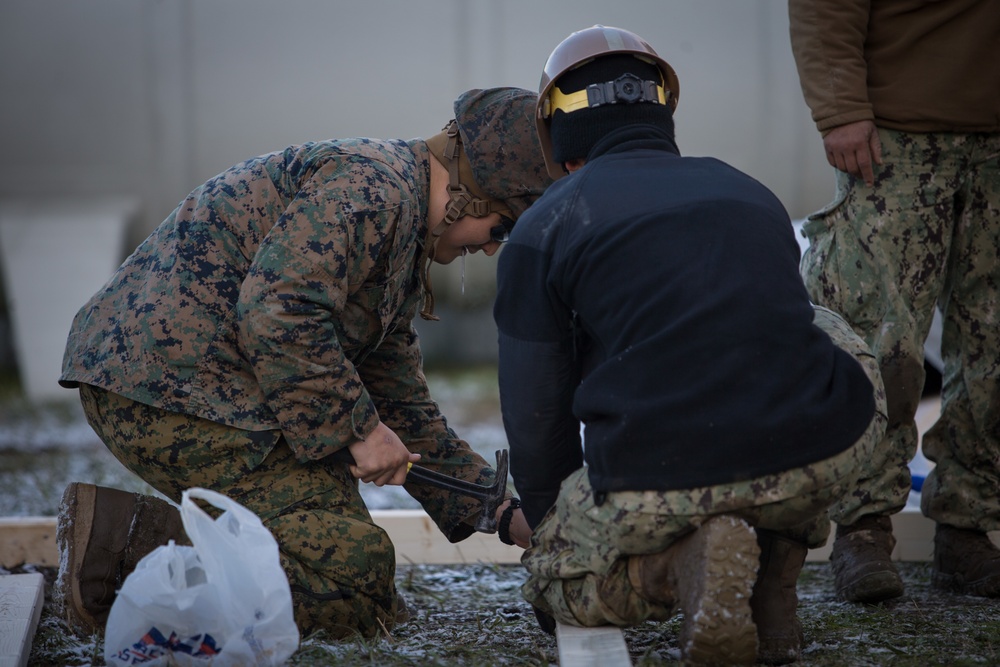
[549,53,675,164]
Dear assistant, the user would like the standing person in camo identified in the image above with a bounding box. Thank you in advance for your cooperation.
[494,25,888,665]
[55,87,545,640]
[789,0,1000,603]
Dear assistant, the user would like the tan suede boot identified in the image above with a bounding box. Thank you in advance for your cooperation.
[55,483,190,637]
[751,531,807,665]
[629,515,760,666]
[830,515,904,603]
[933,523,1000,597]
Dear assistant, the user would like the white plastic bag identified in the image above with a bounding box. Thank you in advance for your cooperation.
[104,487,300,666]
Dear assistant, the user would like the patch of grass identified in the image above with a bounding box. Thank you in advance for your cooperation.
[19,561,1000,666]
[794,562,1000,666]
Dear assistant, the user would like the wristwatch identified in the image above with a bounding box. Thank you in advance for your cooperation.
[498,497,521,546]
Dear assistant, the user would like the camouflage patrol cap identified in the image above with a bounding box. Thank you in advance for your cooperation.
[452,87,552,219]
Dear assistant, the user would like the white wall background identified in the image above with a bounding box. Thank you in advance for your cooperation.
[0,0,837,399]
[0,0,833,229]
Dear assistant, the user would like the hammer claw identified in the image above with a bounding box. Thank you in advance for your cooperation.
[406,450,509,534]
[333,447,510,534]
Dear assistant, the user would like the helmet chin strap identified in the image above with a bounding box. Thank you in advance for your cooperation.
[431,120,505,239]
[420,119,512,320]
[421,121,501,320]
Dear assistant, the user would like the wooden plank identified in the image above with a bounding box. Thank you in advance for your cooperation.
[805,509,939,562]
[0,399,950,567]
[0,518,57,569]
[0,572,46,667]
[6,508,991,567]
[0,511,920,567]
[556,622,632,667]
[0,511,524,568]
[372,509,523,565]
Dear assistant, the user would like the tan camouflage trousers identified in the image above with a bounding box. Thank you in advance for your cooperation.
[801,129,1000,530]
[79,384,409,639]
[522,306,887,627]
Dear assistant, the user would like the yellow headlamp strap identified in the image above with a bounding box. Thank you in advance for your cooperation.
[543,73,669,119]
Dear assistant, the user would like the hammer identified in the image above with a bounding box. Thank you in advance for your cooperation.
[335,448,510,534]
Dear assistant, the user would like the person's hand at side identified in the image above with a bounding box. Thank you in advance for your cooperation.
[495,499,533,549]
[823,119,883,186]
[347,421,421,486]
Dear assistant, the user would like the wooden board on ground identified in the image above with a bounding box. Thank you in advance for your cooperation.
[373,509,524,564]
[2,507,985,568]
[0,511,525,568]
[0,395,949,568]
[0,518,58,568]
[556,622,632,667]
[806,509,940,562]
[0,572,46,667]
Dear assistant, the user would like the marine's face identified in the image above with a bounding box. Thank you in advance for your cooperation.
[426,151,509,264]
[432,211,505,264]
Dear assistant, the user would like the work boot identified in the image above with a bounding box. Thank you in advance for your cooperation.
[829,515,904,603]
[627,545,679,607]
[55,482,190,637]
[932,523,1000,597]
[751,531,807,665]
[630,515,759,666]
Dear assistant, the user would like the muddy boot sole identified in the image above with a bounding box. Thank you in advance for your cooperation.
[672,515,760,666]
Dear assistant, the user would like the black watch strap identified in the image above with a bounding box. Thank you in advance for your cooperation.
[498,497,521,546]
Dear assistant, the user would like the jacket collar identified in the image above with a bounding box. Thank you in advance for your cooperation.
[587,124,680,162]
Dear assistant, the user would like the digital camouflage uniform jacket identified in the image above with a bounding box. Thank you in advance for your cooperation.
[61,138,470,468]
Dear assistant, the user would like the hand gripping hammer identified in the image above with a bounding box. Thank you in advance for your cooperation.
[335,448,510,534]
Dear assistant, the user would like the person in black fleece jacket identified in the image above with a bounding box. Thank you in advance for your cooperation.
[493,25,887,666]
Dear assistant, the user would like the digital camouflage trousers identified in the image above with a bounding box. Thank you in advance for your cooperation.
[801,129,1000,531]
[522,305,888,627]
[78,384,483,639]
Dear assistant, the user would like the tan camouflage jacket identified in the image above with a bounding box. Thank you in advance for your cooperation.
[61,139,472,467]
[790,0,1000,133]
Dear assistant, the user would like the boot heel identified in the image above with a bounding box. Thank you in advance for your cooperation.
[752,530,807,665]
[674,515,760,666]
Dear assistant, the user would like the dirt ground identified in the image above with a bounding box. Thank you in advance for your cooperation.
[15,557,1000,667]
[7,370,996,666]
